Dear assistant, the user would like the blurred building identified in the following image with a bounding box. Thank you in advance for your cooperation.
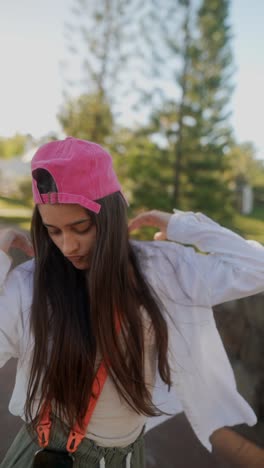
[0,141,38,196]
[235,175,253,215]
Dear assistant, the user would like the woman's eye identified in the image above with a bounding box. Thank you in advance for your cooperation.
[76,227,91,235]
[48,230,60,236]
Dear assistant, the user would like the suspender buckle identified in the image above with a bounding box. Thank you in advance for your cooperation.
[37,422,52,447]
[66,430,84,453]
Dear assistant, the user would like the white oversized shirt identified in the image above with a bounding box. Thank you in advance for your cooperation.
[1,211,264,451]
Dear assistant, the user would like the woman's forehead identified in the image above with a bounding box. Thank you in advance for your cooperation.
[38,203,91,225]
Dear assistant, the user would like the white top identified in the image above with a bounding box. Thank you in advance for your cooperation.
[85,312,156,447]
[1,211,264,451]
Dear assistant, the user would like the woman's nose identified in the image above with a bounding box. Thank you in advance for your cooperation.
[62,233,79,256]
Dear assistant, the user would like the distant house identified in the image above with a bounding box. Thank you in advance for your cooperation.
[235,175,253,215]
[0,142,39,196]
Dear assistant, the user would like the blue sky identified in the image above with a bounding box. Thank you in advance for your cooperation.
[0,0,263,158]
[230,1,264,158]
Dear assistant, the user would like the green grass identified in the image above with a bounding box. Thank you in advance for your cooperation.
[249,206,264,222]
[0,198,32,230]
[0,216,31,230]
[232,212,264,244]
[1,194,264,243]
[0,195,29,207]
[0,208,32,217]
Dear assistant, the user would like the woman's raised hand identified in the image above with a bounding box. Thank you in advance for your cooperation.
[129,210,172,240]
[0,228,34,257]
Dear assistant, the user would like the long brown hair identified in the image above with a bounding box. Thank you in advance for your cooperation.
[26,170,171,431]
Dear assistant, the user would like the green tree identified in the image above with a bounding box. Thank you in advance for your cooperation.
[58,0,236,224]
[59,0,139,141]
[181,0,234,222]
[0,134,28,159]
[227,142,264,188]
[58,92,114,143]
[227,142,264,211]
[113,128,174,211]
[136,0,234,223]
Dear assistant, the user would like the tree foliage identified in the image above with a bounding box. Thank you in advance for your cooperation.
[58,92,114,143]
[130,0,234,223]
[59,0,141,141]
[58,0,257,225]
[227,142,264,188]
[0,134,28,159]
[112,129,174,211]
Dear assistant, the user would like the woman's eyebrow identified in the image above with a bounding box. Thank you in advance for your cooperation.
[44,219,91,228]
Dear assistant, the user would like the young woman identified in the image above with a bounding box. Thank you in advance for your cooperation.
[1,136,264,468]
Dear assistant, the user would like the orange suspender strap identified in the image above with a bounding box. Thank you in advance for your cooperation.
[36,402,52,447]
[37,316,121,453]
[66,361,108,452]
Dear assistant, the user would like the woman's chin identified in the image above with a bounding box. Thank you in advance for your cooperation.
[68,256,90,270]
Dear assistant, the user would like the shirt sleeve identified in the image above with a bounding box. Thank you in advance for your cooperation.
[166,211,264,306]
[0,250,22,367]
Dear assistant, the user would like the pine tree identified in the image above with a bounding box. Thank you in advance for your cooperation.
[58,0,140,143]
[137,0,235,222]
[181,0,234,222]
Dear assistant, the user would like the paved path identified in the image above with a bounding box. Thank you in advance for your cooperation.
[0,359,228,467]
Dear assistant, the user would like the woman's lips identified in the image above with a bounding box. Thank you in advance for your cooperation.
[66,256,83,261]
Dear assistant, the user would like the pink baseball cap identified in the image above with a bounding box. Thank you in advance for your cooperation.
[31,137,123,214]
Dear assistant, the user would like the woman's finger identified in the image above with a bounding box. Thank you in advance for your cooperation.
[129,210,172,233]
[153,231,167,241]
[12,234,35,257]
[0,229,16,254]
[0,229,34,257]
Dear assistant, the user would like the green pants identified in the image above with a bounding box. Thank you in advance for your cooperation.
[1,417,145,468]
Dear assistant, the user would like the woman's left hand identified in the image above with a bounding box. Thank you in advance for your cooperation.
[128,210,172,240]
